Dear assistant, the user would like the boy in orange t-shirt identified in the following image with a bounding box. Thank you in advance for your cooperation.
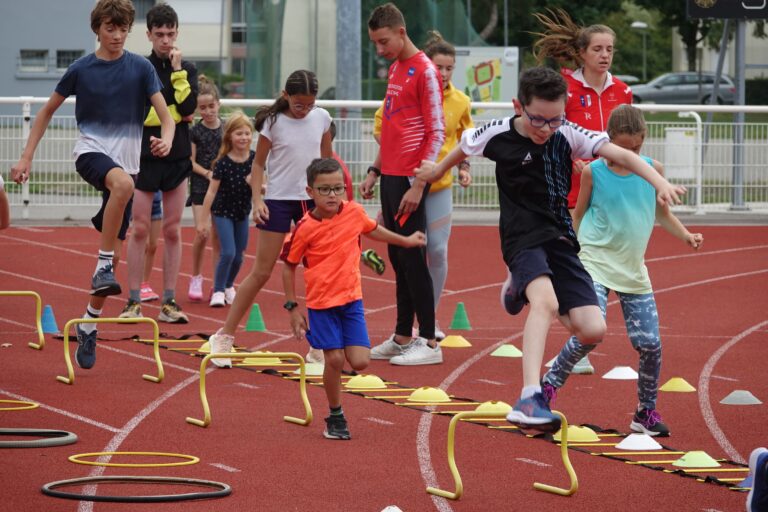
[282,158,425,440]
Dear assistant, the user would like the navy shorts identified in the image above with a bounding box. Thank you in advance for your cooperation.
[76,152,134,241]
[306,300,371,351]
[186,174,210,207]
[136,158,191,193]
[510,237,598,316]
[257,199,314,233]
[151,190,163,220]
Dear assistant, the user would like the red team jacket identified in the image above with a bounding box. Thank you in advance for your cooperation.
[564,68,633,208]
[379,51,445,176]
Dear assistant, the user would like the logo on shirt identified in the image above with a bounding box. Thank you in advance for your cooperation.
[522,152,533,165]
[407,67,416,76]
[584,112,592,121]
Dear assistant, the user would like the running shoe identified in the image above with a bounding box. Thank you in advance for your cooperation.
[361,249,386,275]
[630,408,670,437]
[139,282,159,302]
[188,275,204,302]
[747,447,768,512]
[323,415,351,440]
[74,325,97,369]
[91,264,121,297]
[209,291,226,308]
[306,348,325,364]
[390,338,443,366]
[507,392,561,431]
[224,287,236,305]
[158,299,189,324]
[119,300,142,319]
[209,329,234,368]
[370,335,410,360]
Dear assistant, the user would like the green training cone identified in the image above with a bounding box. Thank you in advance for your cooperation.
[245,303,266,332]
[449,302,472,330]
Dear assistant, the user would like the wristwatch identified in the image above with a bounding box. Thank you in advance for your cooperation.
[367,165,381,177]
[283,300,299,311]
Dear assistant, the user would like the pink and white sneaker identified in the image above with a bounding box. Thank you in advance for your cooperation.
[188,275,204,301]
[139,282,159,302]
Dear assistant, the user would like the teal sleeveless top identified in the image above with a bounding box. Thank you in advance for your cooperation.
[577,156,656,294]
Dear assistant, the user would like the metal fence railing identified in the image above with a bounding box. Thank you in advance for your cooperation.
[1,97,767,219]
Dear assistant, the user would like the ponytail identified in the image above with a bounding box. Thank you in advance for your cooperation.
[423,30,455,60]
[197,74,220,101]
[532,8,615,68]
[254,69,319,132]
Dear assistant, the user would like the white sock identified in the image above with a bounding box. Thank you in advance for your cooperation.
[95,250,114,274]
[521,385,541,400]
[80,305,102,334]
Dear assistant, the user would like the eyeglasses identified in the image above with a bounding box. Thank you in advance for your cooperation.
[291,101,316,112]
[522,107,565,129]
[314,185,346,196]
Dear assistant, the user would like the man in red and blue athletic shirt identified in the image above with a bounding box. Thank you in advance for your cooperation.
[360,3,445,366]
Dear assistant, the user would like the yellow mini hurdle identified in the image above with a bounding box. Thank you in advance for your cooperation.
[56,317,164,385]
[186,352,313,428]
[426,410,578,500]
[0,291,45,349]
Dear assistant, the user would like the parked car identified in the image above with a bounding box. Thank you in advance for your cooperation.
[614,74,640,85]
[631,72,736,105]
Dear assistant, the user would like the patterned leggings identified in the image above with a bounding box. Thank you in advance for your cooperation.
[543,281,662,410]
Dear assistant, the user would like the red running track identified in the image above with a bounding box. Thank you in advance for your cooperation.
[0,225,766,511]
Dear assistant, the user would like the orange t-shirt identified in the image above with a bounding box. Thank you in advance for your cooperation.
[281,201,377,309]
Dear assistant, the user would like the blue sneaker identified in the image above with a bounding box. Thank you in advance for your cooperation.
[507,392,561,431]
[500,270,525,315]
[74,325,97,369]
[90,264,121,297]
[747,447,768,512]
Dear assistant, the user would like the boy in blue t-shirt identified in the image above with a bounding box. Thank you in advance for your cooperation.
[10,0,175,370]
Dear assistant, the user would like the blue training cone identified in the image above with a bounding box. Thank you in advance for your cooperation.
[41,305,59,334]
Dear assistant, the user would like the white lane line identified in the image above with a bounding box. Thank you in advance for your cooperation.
[698,320,768,465]
[235,382,260,390]
[100,344,197,374]
[710,375,739,382]
[475,378,506,386]
[646,244,768,263]
[515,457,551,467]
[209,462,241,472]
[365,417,395,426]
[0,389,122,433]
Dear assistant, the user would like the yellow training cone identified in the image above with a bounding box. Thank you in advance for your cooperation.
[241,351,282,365]
[474,400,512,414]
[439,335,472,348]
[408,387,451,403]
[660,377,696,392]
[345,374,387,389]
[293,362,325,376]
[554,425,600,443]
[198,341,211,353]
[672,451,721,468]
[490,344,523,358]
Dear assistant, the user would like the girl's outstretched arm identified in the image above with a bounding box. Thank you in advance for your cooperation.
[651,160,703,250]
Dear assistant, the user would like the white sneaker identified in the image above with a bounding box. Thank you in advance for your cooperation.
[209,329,234,368]
[306,348,324,364]
[210,291,226,307]
[572,355,595,375]
[224,287,236,305]
[370,335,411,360]
[435,324,446,341]
[390,338,443,366]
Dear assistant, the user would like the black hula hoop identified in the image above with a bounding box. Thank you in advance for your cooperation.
[41,475,231,502]
[0,428,78,448]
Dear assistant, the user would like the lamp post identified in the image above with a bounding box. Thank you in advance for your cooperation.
[631,21,649,82]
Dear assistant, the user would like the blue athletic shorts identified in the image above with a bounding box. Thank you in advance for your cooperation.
[77,152,133,241]
[151,190,163,221]
[510,237,598,316]
[257,199,314,233]
[306,299,370,351]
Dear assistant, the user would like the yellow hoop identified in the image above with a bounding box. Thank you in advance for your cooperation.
[0,399,40,411]
[68,451,199,468]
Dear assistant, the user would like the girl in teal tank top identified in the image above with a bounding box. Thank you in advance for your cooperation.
[542,105,704,437]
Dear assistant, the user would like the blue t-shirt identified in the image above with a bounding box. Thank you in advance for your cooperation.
[56,51,162,174]
[212,151,255,221]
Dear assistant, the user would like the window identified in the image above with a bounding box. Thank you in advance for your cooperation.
[134,0,155,20]
[232,25,247,44]
[57,50,84,71]
[231,58,246,76]
[19,50,49,72]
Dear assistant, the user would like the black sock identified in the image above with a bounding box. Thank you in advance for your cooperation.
[330,406,343,416]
